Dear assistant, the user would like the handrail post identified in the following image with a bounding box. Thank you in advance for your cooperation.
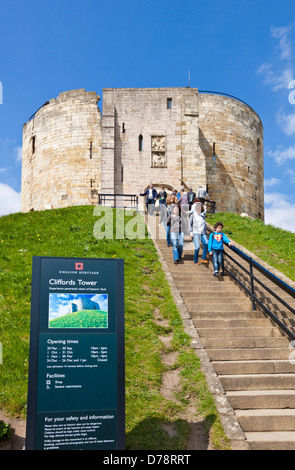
[249,262,256,311]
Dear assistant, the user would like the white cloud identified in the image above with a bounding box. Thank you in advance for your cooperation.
[257,63,293,91]
[264,192,295,232]
[264,177,281,187]
[276,110,295,135]
[257,25,294,97]
[15,145,22,162]
[0,183,21,216]
[271,25,292,60]
[286,169,295,183]
[267,145,295,165]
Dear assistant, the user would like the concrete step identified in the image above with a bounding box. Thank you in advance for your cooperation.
[180,290,245,297]
[236,409,295,432]
[170,270,225,276]
[220,373,295,391]
[198,327,281,339]
[187,304,253,314]
[194,318,273,328]
[175,282,237,290]
[227,390,295,409]
[172,276,230,283]
[183,294,251,303]
[245,431,295,450]
[202,336,288,349]
[213,360,295,375]
[191,310,264,319]
[207,348,290,361]
[186,302,253,312]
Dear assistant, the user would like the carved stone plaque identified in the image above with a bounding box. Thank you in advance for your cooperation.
[151,136,166,167]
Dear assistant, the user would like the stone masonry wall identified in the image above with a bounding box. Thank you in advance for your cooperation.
[198,93,264,219]
[101,88,204,211]
[21,87,264,219]
[21,89,102,212]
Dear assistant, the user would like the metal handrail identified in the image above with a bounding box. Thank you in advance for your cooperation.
[203,200,216,214]
[223,244,295,340]
[28,101,50,121]
[98,193,139,212]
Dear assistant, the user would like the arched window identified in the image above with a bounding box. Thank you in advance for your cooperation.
[139,134,143,151]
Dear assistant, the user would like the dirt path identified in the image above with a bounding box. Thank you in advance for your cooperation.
[0,411,26,450]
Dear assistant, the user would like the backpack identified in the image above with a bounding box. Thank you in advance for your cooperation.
[188,192,195,203]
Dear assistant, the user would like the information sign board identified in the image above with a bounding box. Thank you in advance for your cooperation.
[25,256,124,450]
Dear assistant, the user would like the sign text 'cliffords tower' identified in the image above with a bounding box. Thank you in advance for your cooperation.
[21,87,264,219]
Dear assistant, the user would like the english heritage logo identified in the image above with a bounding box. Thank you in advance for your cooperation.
[75,262,84,270]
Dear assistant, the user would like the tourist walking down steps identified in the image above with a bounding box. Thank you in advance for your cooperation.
[208,221,232,276]
[158,195,174,247]
[189,202,208,265]
[166,205,184,264]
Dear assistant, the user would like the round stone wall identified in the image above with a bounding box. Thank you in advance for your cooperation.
[21,89,102,212]
[21,88,264,220]
[198,93,264,219]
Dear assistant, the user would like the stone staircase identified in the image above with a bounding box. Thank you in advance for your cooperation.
[156,233,295,450]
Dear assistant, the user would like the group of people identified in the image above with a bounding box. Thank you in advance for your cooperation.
[139,184,232,276]
[139,184,212,214]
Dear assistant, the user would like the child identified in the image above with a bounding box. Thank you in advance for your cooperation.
[208,222,232,276]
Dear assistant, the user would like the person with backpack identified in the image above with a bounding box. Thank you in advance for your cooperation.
[157,186,167,205]
[188,188,196,210]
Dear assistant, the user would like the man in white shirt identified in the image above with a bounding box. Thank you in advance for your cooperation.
[197,186,211,204]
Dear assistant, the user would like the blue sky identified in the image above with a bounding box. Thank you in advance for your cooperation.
[0,0,295,231]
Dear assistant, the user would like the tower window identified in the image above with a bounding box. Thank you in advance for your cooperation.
[167,98,172,109]
[31,136,36,154]
[122,123,126,133]
[139,134,143,151]
[257,138,262,159]
[89,141,93,159]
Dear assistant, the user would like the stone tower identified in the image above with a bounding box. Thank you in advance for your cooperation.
[21,89,102,211]
[21,87,264,219]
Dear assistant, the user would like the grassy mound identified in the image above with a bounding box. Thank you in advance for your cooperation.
[49,310,108,328]
[1,205,230,449]
[207,212,295,282]
[2,205,293,449]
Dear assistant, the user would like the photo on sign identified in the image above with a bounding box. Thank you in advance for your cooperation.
[48,293,108,328]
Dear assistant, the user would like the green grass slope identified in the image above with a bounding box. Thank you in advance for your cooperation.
[0,205,230,450]
[207,212,295,282]
[48,310,108,328]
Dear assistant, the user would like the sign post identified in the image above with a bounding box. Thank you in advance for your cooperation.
[25,256,125,450]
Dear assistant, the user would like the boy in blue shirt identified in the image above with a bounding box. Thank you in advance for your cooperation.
[208,222,232,277]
